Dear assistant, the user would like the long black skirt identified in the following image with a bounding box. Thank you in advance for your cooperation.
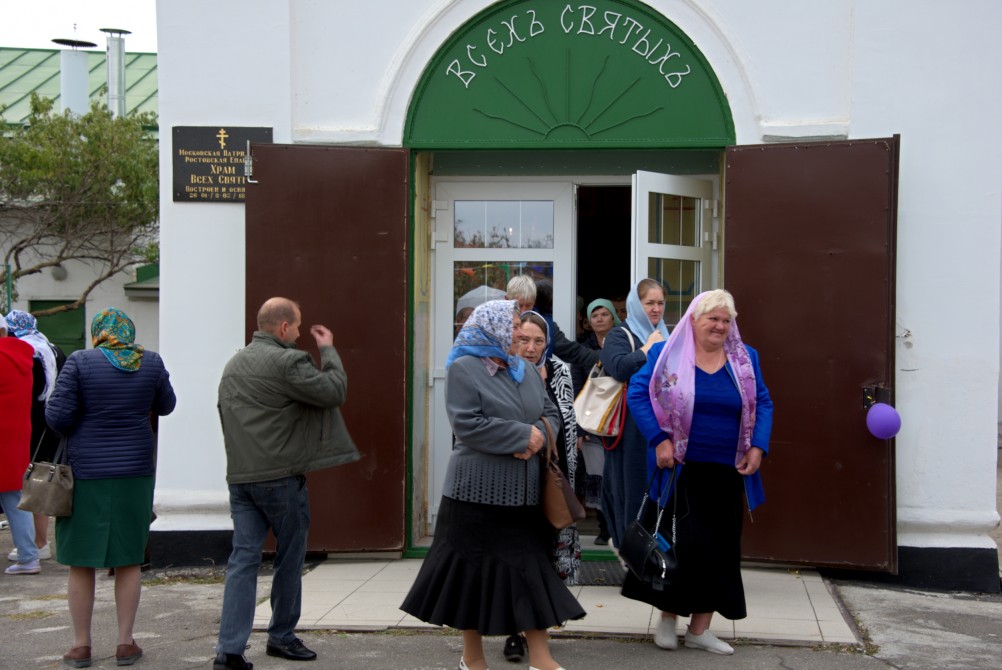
[620,461,747,620]
[400,496,586,635]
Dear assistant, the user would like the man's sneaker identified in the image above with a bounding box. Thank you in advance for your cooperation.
[266,638,316,661]
[5,560,41,575]
[7,543,51,561]
[653,616,678,650]
[684,627,734,655]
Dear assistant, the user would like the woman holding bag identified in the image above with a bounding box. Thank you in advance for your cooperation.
[623,289,773,655]
[45,308,176,667]
[401,300,583,670]
[600,279,669,549]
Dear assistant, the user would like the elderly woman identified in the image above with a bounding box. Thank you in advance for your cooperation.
[622,289,773,655]
[501,310,581,663]
[600,279,669,549]
[571,299,621,545]
[5,309,65,563]
[401,300,583,670]
[46,308,176,668]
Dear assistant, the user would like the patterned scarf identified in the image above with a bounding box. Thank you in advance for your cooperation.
[446,299,525,384]
[5,309,57,400]
[648,291,757,464]
[91,308,144,372]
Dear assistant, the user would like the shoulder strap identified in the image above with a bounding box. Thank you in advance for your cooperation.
[621,326,636,352]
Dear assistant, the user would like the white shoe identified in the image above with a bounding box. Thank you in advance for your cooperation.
[529,667,566,670]
[459,657,491,670]
[8,543,51,561]
[684,627,734,655]
[653,615,678,650]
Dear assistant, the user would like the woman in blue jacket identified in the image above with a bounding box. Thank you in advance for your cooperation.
[46,308,176,668]
[623,289,773,657]
[599,279,669,549]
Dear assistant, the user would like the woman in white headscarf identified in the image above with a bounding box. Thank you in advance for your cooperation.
[5,309,64,563]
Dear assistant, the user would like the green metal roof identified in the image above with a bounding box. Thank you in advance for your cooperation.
[0,47,157,124]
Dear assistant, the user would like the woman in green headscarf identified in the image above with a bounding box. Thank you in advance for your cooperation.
[46,308,177,668]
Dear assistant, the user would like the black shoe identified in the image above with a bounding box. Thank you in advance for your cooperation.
[213,653,253,670]
[594,534,610,545]
[503,634,526,662]
[266,638,317,661]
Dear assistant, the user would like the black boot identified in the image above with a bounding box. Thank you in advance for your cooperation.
[214,653,253,670]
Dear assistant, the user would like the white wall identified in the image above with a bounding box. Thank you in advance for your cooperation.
[154,0,1002,548]
[154,0,295,527]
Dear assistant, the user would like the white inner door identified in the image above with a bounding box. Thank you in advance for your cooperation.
[632,170,716,326]
[427,180,575,531]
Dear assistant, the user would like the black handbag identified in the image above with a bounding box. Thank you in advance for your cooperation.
[619,467,678,591]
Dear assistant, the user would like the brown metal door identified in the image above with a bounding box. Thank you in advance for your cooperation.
[245,144,408,552]
[725,138,899,570]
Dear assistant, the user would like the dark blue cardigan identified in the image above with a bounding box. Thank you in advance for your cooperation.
[627,340,773,510]
[45,349,176,480]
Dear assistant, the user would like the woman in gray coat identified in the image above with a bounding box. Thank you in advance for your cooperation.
[401,300,584,670]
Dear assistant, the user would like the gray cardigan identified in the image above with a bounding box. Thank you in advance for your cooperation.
[443,355,561,506]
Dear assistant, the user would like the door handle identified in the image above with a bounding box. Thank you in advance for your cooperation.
[861,384,892,409]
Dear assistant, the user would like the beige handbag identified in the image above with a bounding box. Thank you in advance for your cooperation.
[18,438,74,517]
[573,327,635,441]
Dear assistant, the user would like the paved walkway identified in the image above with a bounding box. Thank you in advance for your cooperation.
[254,559,858,646]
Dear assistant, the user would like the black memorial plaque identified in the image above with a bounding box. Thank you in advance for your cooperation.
[172,126,272,202]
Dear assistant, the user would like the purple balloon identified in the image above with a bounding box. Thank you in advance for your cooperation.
[866,402,901,439]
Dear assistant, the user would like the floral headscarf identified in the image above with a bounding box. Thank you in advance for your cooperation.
[648,291,757,464]
[5,309,58,400]
[624,280,670,341]
[446,299,525,384]
[91,308,144,372]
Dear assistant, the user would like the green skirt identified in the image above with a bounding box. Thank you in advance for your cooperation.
[55,476,154,568]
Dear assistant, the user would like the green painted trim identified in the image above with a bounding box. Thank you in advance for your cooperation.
[406,0,733,149]
[581,548,618,561]
[403,545,430,559]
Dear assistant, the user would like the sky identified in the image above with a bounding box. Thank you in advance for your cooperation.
[0,0,157,52]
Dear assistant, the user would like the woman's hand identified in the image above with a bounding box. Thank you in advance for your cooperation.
[655,438,675,468]
[641,330,665,354]
[515,425,545,460]
[736,446,764,475]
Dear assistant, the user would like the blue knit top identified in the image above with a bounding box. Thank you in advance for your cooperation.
[685,367,742,465]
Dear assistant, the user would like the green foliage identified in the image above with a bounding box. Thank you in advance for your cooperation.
[0,94,159,314]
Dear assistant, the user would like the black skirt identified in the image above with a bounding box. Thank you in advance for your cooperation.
[620,461,747,620]
[400,496,586,635]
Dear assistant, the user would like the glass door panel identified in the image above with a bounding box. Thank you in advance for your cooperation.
[633,171,714,321]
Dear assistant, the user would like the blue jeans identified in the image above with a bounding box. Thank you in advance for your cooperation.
[0,490,38,563]
[216,475,310,654]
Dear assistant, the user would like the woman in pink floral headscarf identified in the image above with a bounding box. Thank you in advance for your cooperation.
[622,289,773,656]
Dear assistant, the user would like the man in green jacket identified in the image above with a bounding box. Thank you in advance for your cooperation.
[214,297,359,670]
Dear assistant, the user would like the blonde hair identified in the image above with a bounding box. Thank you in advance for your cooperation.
[692,289,737,319]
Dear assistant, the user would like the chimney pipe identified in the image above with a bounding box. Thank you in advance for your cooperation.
[52,38,97,115]
[100,28,131,117]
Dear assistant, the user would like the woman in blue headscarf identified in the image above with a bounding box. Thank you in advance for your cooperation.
[600,279,669,550]
[401,300,583,670]
[45,308,176,668]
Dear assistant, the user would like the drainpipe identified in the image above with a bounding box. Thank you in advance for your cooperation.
[52,38,97,115]
[100,28,131,117]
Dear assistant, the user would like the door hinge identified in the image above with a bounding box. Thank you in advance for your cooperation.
[430,200,449,250]
[703,231,719,250]
[428,367,446,387]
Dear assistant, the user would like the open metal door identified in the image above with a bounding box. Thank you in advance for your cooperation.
[725,138,899,571]
[245,144,408,552]
[632,171,714,326]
